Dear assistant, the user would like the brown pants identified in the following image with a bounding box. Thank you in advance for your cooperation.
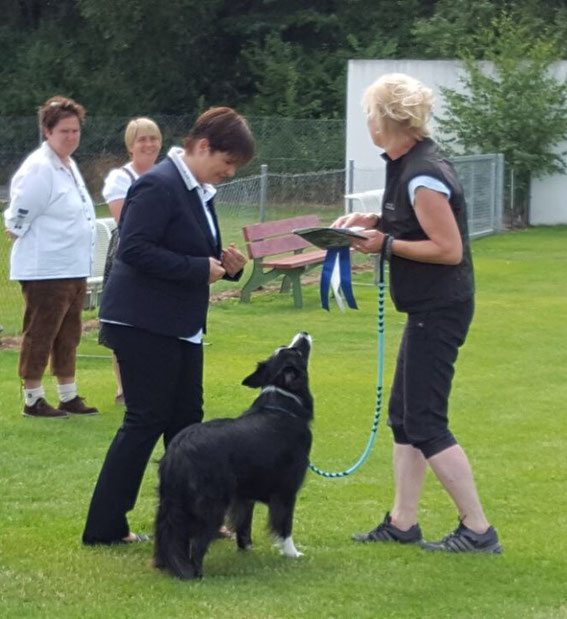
[19,279,87,380]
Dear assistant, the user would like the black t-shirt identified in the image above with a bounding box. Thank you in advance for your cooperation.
[381,138,474,312]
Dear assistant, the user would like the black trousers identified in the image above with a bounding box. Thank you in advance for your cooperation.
[82,324,204,544]
[388,298,474,459]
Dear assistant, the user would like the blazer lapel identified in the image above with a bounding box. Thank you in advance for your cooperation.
[187,188,220,256]
[206,197,222,257]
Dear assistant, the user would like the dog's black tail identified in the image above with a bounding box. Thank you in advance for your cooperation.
[154,497,198,580]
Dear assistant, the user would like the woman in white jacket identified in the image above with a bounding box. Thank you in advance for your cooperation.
[4,95,99,419]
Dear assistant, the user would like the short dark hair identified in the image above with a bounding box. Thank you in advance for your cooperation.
[183,107,255,164]
[38,96,86,132]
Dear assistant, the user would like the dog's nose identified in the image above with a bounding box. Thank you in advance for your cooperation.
[291,332,308,341]
[289,332,312,350]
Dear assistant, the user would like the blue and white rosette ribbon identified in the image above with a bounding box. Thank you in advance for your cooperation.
[320,247,357,311]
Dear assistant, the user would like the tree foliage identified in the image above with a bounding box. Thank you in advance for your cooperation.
[438,13,567,224]
[0,0,567,120]
[0,0,434,116]
[413,0,567,59]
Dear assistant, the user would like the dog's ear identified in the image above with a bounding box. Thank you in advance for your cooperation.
[242,361,268,388]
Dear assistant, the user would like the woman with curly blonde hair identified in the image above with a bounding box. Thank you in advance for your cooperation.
[334,73,502,554]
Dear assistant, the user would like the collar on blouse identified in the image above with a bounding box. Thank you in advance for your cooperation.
[42,141,72,171]
[167,146,217,203]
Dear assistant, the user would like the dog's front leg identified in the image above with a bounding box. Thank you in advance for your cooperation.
[269,494,303,557]
[275,536,304,558]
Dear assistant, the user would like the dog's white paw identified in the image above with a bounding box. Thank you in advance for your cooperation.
[275,536,304,558]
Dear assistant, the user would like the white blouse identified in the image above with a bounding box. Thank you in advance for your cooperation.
[4,142,96,281]
[102,162,138,203]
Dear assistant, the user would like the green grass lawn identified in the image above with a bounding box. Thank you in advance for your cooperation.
[1,227,566,618]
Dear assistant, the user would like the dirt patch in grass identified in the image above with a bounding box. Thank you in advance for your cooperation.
[0,336,21,350]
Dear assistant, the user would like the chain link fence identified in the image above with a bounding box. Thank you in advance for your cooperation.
[0,115,345,201]
[0,115,503,335]
[452,153,505,238]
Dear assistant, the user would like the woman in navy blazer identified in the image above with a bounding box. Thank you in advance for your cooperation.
[83,108,255,545]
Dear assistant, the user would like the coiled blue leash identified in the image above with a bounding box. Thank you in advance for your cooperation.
[308,250,387,478]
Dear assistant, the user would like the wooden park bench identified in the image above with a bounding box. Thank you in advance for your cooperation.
[240,214,327,308]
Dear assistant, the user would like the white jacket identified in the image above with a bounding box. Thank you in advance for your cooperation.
[4,142,96,280]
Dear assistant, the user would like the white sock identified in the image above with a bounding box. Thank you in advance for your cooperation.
[24,386,45,406]
[57,382,77,403]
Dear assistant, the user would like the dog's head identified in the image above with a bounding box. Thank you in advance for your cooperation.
[242,332,312,398]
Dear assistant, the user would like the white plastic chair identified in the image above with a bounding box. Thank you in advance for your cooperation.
[85,217,117,309]
[344,188,384,214]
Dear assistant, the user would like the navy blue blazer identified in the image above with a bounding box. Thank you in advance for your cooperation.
[99,157,241,338]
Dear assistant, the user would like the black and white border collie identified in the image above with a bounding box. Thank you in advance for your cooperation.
[154,332,313,580]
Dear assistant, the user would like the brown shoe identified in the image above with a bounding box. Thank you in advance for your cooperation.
[58,396,99,416]
[23,397,69,419]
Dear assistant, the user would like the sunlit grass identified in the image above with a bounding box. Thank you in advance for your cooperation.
[0,226,566,618]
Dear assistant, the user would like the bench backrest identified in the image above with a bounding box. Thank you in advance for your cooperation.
[242,214,321,259]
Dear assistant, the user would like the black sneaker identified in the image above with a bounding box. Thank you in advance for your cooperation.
[421,520,502,554]
[352,512,422,544]
[23,397,68,419]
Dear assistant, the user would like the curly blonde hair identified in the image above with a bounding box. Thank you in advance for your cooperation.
[362,73,433,140]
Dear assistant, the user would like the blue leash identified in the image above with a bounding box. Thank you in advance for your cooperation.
[308,250,387,478]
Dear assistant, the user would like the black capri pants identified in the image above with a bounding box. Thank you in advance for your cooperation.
[388,298,474,459]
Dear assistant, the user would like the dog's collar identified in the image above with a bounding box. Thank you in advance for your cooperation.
[261,385,304,408]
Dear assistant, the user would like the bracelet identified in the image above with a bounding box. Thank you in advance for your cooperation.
[382,234,394,261]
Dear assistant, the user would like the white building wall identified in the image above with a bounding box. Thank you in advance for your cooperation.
[346,59,567,225]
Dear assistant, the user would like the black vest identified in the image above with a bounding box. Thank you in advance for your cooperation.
[381,138,474,312]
